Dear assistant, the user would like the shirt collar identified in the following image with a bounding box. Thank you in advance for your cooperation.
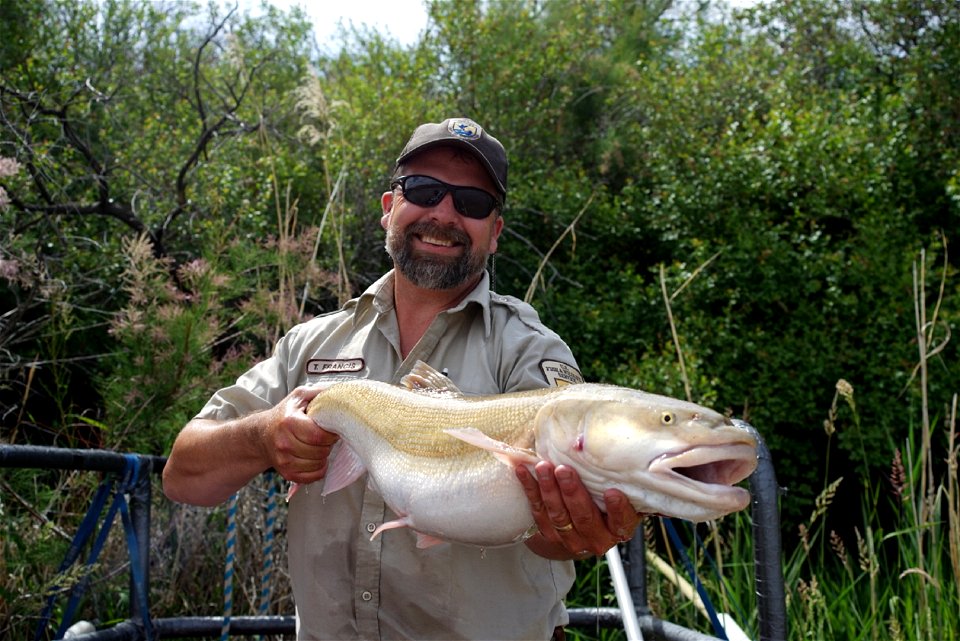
[354,269,493,337]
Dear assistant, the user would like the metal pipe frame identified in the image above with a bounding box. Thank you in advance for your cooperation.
[2,428,786,641]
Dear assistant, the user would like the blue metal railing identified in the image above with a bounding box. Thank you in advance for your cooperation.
[1,426,786,641]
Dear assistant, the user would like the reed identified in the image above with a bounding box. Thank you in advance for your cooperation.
[566,246,958,640]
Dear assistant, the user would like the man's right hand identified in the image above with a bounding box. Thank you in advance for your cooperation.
[162,385,338,506]
[260,385,339,485]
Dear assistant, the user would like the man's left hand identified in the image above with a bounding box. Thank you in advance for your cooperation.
[516,461,642,560]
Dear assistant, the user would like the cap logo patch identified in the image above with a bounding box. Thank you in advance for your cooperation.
[448,118,482,140]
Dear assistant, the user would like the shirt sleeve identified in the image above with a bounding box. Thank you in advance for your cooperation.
[492,296,583,393]
[194,327,298,420]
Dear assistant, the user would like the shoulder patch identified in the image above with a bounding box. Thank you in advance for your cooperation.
[540,360,584,387]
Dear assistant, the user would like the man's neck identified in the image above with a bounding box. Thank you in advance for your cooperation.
[391,270,483,359]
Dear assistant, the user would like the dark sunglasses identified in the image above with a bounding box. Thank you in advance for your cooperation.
[391,175,501,220]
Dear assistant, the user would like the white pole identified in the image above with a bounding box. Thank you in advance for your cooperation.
[605,545,644,641]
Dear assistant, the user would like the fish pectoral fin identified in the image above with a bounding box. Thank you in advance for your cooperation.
[444,427,541,467]
[369,519,445,548]
[321,444,367,496]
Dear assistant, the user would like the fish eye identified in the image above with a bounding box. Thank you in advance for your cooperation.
[661,411,676,426]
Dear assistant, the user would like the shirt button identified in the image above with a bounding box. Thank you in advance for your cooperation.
[366,523,377,533]
[361,590,373,602]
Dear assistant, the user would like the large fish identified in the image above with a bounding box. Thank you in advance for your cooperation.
[303,361,757,548]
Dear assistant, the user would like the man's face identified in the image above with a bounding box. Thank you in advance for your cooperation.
[381,146,504,291]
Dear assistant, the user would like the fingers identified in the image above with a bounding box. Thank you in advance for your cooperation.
[291,386,341,449]
[516,463,582,551]
[516,463,560,530]
[267,386,339,483]
[603,489,642,543]
[517,462,642,558]
[517,461,596,554]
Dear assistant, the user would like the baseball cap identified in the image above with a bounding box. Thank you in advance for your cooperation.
[395,118,508,199]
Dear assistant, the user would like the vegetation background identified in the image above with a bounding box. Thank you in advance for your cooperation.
[1,0,957,639]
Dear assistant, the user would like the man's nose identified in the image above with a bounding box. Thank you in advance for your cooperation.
[426,191,460,221]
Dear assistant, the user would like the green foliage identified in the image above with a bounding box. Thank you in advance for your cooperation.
[1,0,323,446]
[98,215,337,454]
[2,0,960,638]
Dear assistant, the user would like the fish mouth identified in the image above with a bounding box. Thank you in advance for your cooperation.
[649,443,758,507]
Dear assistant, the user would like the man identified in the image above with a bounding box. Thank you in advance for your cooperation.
[163,117,640,640]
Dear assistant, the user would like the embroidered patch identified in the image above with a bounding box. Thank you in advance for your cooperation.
[540,360,584,387]
[447,118,482,140]
[306,358,365,375]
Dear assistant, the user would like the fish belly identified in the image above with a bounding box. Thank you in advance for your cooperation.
[369,448,534,547]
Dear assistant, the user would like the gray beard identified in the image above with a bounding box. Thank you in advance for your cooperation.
[385,221,489,290]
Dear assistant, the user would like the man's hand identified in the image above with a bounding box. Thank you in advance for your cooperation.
[164,385,338,506]
[516,461,642,560]
[261,386,339,485]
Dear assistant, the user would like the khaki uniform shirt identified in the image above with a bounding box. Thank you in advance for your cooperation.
[197,270,583,640]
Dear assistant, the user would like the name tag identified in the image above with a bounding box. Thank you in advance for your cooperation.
[306,358,365,375]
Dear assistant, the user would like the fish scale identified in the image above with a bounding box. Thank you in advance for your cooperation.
[303,360,759,548]
[315,381,542,457]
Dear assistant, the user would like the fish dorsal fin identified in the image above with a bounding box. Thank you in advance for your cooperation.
[400,360,465,397]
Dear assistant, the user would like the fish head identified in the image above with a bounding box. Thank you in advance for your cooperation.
[535,385,758,522]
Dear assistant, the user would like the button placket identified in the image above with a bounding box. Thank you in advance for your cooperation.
[355,489,385,639]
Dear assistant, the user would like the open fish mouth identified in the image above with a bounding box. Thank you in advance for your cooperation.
[667,444,758,485]
[649,443,758,503]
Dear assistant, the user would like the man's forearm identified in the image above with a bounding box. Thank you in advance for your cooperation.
[162,415,270,506]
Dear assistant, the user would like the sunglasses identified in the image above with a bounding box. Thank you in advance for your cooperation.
[391,175,501,220]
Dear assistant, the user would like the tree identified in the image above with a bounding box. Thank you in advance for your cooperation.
[0,0,320,449]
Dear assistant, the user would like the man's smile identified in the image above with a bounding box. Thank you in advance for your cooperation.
[418,233,461,249]
[409,224,469,255]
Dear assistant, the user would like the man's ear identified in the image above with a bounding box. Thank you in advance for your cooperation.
[489,214,505,254]
[380,191,394,229]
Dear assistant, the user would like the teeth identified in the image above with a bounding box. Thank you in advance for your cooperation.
[422,235,454,247]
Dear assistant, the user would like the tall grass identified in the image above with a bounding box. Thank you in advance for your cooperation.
[566,247,958,641]
[779,388,958,640]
